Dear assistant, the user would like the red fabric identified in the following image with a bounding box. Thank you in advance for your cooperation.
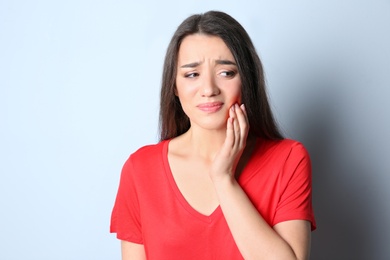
[110,138,316,259]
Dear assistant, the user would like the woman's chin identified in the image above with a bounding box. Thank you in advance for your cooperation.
[193,120,227,132]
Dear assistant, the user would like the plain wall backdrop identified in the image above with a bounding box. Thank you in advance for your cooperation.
[1,0,389,259]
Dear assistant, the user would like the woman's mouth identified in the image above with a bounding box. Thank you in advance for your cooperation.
[197,102,224,113]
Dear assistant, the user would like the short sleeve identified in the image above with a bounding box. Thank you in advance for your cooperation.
[110,156,144,243]
[273,143,316,230]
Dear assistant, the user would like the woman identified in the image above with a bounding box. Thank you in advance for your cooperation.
[111,10,316,260]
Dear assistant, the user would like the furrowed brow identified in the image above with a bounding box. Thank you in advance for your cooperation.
[216,59,237,66]
[180,62,202,68]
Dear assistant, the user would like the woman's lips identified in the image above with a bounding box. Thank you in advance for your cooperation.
[197,102,224,113]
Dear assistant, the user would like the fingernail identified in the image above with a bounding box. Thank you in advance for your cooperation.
[231,105,235,112]
[241,104,245,111]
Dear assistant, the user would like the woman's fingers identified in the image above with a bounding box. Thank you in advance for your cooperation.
[234,104,249,146]
[211,103,249,180]
[232,105,241,146]
[226,103,249,150]
[224,106,235,149]
[236,104,248,129]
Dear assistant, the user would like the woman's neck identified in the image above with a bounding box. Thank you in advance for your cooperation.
[180,127,226,162]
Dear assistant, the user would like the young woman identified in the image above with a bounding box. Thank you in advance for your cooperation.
[111,11,316,260]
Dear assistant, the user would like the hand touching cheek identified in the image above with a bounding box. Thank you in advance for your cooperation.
[209,103,249,182]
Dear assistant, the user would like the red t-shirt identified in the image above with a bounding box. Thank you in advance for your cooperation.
[110,138,316,259]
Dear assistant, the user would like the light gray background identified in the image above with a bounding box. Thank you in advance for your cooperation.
[1,0,389,259]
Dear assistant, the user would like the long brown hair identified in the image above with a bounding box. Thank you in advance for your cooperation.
[159,11,283,141]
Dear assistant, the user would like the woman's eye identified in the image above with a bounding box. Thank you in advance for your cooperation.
[185,72,199,78]
[220,71,236,77]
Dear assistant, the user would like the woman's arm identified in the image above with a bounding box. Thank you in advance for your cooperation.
[213,177,311,260]
[210,104,311,260]
[121,241,146,260]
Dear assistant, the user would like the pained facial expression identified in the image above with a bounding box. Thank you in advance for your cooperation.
[175,34,242,131]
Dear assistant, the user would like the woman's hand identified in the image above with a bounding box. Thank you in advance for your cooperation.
[209,103,249,182]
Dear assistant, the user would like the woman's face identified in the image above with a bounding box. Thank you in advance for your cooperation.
[175,34,242,131]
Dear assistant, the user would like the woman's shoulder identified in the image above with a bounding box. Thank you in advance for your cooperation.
[121,140,170,175]
[128,140,169,162]
[261,138,306,150]
[247,138,311,180]
[257,138,309,160]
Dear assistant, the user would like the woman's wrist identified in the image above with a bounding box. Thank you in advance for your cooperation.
[210,172,237,192]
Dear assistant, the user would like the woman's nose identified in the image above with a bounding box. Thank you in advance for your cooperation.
[200,74,220,97]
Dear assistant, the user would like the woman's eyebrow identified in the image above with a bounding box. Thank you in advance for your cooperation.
[180,62,202,68]
[215,59,236,65]
[180,59,236,68]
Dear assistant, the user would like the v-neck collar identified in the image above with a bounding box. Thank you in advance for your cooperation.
[161,138,262,223]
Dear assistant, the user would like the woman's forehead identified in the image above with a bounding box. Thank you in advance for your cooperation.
[177,34,235,65]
